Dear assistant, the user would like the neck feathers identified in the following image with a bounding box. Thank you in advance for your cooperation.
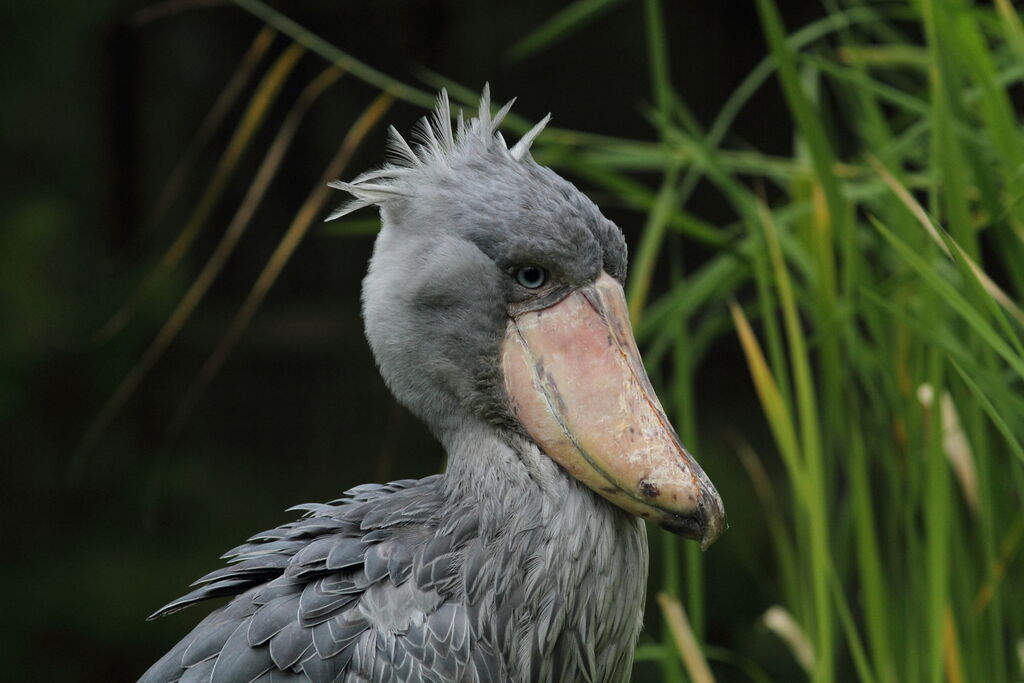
[439,421,649,682]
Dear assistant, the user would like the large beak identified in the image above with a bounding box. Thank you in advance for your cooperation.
[502,272,726,549]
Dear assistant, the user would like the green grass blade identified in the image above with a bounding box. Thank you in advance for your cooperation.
[755,0,845,237]
[627,168,679,324]
[950,360,1024,465]
[759,202,833,683]
[871,217,1024,380]
[504,0,627,63]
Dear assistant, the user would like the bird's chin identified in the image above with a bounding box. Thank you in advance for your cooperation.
[501,272,726,550]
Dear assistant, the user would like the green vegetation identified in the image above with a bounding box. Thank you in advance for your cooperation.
[611,0,1024,680]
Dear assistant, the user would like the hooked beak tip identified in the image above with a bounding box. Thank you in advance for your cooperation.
[701,510,728,551]
[699,486,728,550]
[657,485,727,550]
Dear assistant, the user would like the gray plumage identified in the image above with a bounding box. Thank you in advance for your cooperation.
[141,87,652,683]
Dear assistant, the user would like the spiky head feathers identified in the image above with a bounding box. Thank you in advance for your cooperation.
[327,86,551,222]
[327,86,627,287]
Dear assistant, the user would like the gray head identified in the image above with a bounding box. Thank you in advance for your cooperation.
[330,88,625,438]
[329,87,725,548]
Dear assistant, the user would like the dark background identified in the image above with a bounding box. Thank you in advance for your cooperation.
[4,1,827,679]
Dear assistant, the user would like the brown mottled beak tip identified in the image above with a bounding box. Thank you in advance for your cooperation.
[502,272,727,550]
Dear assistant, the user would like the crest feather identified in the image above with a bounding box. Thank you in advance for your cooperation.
[385,125,420,167]
[510,113,551,161]
[326,85,552,221]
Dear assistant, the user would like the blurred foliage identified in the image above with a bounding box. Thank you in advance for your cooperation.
[5,0,1024,681]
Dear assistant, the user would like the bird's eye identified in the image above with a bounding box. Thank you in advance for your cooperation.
[515,265,547,289]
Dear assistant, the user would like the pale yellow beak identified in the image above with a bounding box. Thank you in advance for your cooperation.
[502,272,726,549]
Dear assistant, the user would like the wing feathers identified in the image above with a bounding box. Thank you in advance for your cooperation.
[142,476,494,682]
[248,595,299,647]
[208,621,273,683]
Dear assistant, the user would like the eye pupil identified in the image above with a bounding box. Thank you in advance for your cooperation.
[515,265,546,289]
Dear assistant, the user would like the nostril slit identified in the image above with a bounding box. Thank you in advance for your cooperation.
[638,480,660,498]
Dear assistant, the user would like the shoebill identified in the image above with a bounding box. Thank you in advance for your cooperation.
[140,87,726,683]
